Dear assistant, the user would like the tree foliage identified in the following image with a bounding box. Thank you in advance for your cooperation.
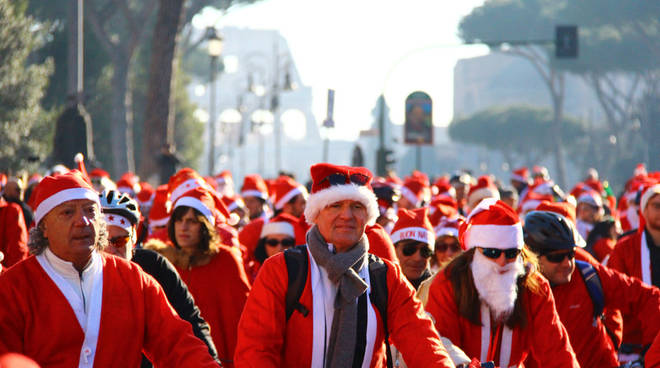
[449,105,585,167]
[0,0,53,173]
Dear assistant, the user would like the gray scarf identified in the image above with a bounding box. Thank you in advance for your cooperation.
[307,225,369,368]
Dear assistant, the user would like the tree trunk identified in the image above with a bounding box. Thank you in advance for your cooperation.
[110,57,135,176]
[139,0,187,183]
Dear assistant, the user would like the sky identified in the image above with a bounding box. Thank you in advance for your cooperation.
[194,0,489,141]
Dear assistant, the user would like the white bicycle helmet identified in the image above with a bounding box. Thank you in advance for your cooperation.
[99,189,141,225]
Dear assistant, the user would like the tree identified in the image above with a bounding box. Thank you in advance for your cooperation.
[86,0,157,177]
[0,0,53,172]
[459,0,570,188]
[140,0,261,181]
[448,105,586,170]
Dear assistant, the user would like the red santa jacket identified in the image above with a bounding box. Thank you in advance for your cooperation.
[547,261,660,367]
[234,250,453,367]
[425,269,579,368]
[148,241,250,368]
[647,331,660,368]
[0,254,217,367]
[0,199,28,268]
[607,229,659,346]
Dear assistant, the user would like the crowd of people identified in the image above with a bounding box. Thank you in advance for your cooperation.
[0,157,659,368]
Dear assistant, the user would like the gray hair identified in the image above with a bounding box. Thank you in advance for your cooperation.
[28,217,109,256]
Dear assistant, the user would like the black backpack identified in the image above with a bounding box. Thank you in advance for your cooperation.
[283,245,394,368]
[575,260,620,348]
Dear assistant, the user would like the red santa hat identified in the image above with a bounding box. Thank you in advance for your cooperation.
[577,190,603,208]
[428,195,458,227]
[390,207,435,250]
[221,194,245,212]
[260,220,296,238]
[136,182,155,209]
[384,172,403,188]
[173,187,228,226]
[89,168,110,179]
[33,170,100,225]
[434,217,462,240]
[203,176,219,191]
[148,185,170,229]
[241,174,269,200]
[116,172,140,197]
[304,163,379,226]
[467,175,500,210]
[641,183,660,213]
[511,167,529,183]
[537,201,577,225]
[519,191,554,214]
[400,176,428,207]
[168,168,211,204]
[272,176,308,210]
[634,163,648,178]
[432,176,455,198]
[460,198,523,250]
[532,165,549,180]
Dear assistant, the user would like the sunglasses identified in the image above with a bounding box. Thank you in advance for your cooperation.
[542,249,575,264]
[319,173,369,189]
[109,235,131,248]
[401,243,433,259]
[435,241,461,253]
[479,247,521,260]
[265,238,295,248]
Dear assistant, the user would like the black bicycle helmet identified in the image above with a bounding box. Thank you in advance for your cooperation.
[99,189,141,225]
[523,210,577,251]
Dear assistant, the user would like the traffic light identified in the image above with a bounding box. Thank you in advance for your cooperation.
[556,25,578,58]
[377,148,396,176]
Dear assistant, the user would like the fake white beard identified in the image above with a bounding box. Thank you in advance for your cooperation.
[470,249,525,323]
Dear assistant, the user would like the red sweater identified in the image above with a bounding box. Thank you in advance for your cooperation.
[235,251,453,367]
[175,245,251,368]
[425,269,579,368]
[0,254,217,367]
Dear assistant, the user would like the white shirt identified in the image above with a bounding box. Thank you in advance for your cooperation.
[37,248,104,367]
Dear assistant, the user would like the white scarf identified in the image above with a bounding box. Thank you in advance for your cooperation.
[641,230,651,285]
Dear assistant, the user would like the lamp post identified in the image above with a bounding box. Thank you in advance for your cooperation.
[206,27,223,175]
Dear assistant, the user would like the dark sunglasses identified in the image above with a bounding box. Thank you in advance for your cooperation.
[265,238,295,248]
[319,173,369,188]
[479,247,521,260]
[542,249,575,264]
[401,243,433,258]
[435,241,461,253]
[109,235,131,248]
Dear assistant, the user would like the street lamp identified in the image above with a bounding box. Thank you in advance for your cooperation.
[206,26,223,175]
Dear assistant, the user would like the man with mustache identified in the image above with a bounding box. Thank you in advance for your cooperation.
[425,198,579,367]
[235,163,454,367]
[0,171,218,367]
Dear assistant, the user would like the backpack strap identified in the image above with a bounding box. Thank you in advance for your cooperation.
[284,245,310,321]
[576,260,605,319]
[367,254,393,368]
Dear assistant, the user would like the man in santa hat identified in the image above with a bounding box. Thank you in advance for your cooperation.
[235,163,454,367]
[390,207,435,289]
[608,182,660,360]
[523,210,660,368]
[425,198,579,368]
[0,171,218,367]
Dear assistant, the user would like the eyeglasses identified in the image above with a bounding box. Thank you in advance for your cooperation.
[401,243,433,259]
[435,240,461,253]
[479,247,521,260]
[318,172,370,189]
[265,238,295,248]
[109,235,131,249]
[542,249,575,263]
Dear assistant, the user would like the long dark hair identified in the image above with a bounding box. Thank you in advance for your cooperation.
[168,206,219,254]
[445,247,542,329]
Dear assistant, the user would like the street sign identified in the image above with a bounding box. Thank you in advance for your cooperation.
[323,89,335,128]
[404,91,433,145]
[556,25,578,58]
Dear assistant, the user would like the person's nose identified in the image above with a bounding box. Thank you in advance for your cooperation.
[73,208,92,227]
[493,253,508,267]
[338,204,354,219]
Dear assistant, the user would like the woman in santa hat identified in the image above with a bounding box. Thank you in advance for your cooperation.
[145,186,250,368]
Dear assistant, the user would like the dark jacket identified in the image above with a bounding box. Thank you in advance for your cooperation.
[132,248,220,367]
